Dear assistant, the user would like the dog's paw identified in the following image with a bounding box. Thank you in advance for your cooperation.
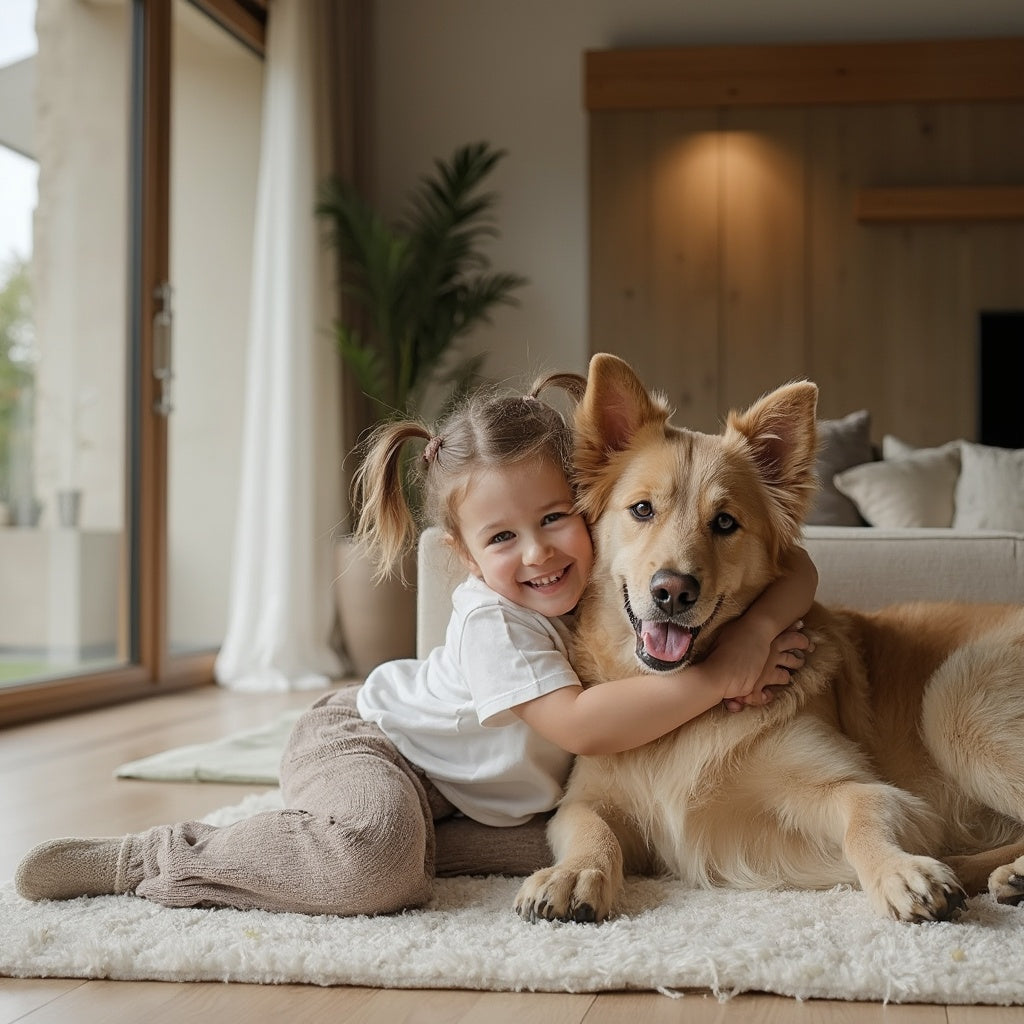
[867,856,966,922]
[514,865,616,924]
[989,856,1024,905]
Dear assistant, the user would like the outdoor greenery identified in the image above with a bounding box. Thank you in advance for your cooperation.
[315,141,527,431]
[0,255,34,503]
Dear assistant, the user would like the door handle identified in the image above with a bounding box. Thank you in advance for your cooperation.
[153,281,173,416]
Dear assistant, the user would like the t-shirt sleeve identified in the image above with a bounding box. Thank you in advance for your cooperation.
[457,603,581,727]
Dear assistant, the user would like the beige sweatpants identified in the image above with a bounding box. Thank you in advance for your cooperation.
[121,685,552,916]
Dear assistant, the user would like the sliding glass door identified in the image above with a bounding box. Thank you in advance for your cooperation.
[167,0,262,658]
[0,0,132,700]
[0,0,264,723]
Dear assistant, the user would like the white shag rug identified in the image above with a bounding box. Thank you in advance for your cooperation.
[3,791,1024,1003]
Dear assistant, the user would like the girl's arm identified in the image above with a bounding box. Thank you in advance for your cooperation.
[512,625,807,755]
[710,545,818,708]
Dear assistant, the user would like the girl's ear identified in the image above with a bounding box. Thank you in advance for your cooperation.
[444,532,481,578]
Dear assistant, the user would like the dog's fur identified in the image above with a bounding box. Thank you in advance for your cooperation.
[515,354,1024,924]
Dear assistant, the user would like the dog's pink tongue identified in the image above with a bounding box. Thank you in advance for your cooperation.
[642,621,693,662]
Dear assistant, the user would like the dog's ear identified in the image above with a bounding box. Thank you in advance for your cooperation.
[576,353,672,453]
[725,380,820,534]
[573,354,673,515]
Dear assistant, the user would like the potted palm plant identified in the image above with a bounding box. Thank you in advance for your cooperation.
[316,141,527,673]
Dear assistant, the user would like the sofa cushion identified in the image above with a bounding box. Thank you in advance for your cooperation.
[802,525,1024,611]
[417,527,462,657]
[807,409,874,526]
[832,437,960,528]
[953,442,1024,532]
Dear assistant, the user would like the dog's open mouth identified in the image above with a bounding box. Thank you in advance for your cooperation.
[623,585,722,671]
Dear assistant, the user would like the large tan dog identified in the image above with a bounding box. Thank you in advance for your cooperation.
[515,353,1024,924]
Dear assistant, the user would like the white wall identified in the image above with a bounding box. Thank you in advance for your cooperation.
[372,0,1024,384]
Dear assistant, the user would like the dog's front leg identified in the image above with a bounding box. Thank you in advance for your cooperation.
[831,781,965,922]
[514,800,624,923]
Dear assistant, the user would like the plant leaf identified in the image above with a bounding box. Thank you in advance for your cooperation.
[316,142,527,434]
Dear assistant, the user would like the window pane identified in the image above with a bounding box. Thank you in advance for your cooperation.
[0,0,130,686]
[167,1,262,655]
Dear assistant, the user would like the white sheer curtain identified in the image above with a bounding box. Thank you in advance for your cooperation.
[215,0,345,691]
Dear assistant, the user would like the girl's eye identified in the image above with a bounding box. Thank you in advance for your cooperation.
[489,530,515,545]
[629,501,654,521]
[542,511,567,526]
[712,512,738,535]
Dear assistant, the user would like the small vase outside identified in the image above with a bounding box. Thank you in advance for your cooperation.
[334,536,417,677]
[57,488,82,527]
[9,496,42,527]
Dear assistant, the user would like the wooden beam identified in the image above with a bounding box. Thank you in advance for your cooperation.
[585,38,1024,111]
[190,0,266,55]
[855,185,1024,222]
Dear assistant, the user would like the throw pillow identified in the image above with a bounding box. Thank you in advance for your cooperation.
[833,445,961,528]
[807,409,874,526]
[881,435,961,463]
[952,441,1024,531]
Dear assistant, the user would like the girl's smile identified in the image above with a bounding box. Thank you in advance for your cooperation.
[524,566,571,589]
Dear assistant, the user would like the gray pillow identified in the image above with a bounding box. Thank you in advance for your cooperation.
[807,409,874,526]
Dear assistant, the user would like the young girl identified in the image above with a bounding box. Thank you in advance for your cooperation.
[16,376,815,917]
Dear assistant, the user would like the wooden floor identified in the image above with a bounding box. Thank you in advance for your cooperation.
[0,684,1019,1023]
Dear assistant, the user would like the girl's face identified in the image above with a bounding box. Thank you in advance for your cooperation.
[454,458,594,617]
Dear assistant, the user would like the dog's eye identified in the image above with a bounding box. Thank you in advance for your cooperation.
[712,513,738,534]
[629,501,654,521]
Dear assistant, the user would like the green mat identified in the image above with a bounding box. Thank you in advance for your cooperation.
[115,709,303,784]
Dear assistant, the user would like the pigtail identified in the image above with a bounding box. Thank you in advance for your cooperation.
[531,371,586,406]
[351,419,431,582]
[527,370,587,486]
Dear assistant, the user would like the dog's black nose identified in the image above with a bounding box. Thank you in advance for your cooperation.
[650,570,700,615]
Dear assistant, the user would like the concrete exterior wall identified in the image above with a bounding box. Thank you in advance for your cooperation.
[33,0,128,531]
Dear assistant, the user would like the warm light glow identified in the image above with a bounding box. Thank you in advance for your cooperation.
[656,129,800,195]
[652,126,804,257]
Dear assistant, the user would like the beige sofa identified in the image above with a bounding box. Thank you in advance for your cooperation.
[416,526,1024,657]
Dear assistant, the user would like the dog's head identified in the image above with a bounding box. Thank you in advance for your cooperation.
[573,353,818,677]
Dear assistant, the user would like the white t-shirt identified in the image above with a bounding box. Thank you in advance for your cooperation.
[356,576,580,826]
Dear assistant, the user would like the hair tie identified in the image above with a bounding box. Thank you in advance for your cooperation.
[423,436,443,463]
[523,394,538,403]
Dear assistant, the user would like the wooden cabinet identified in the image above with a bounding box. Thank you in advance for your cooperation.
[587,39,1024,444]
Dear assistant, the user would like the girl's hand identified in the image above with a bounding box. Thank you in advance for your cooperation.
[722,624,812,712]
